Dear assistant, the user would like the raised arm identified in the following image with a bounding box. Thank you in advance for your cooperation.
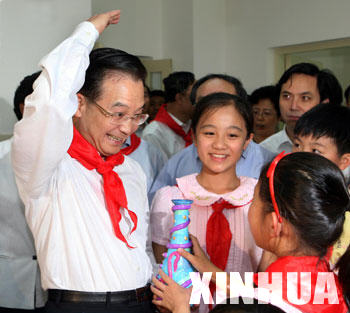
[12,11,120,201]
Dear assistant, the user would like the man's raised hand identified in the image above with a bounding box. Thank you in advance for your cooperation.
[88,10,121,34]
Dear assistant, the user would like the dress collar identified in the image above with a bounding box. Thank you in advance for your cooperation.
[176,173,256,206]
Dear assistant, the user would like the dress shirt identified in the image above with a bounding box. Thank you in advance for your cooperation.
[11,22,153,292]
[0,139,46,309]
[122,137,166,192]
[142,114,191,159]
[260,126,293,154]
[148,141,275,203]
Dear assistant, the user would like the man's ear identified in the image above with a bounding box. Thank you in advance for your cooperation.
[243,133,254,151]
[321,98,330,104]
[339,153,350,171]
[174,92,180,102]
[74,93,86,118]
[19,103,25,115]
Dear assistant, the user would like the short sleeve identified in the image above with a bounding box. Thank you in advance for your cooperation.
[150,185,183,246]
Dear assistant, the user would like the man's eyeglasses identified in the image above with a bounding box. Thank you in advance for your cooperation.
[90,100,149,126]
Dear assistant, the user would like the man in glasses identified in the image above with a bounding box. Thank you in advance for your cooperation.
[12,10,155,313]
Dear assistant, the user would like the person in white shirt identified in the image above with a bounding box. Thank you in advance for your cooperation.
[260,62,343,154]
[0,72,46,312]
[142,72,195,159]
[12,11,155,313]
[121,134,166,192]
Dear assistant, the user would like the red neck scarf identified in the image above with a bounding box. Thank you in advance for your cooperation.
[153,104,192,146]
[121,134,141,156]
[254,256,348,313]
[206,198,252,302]
[68,127,137,249]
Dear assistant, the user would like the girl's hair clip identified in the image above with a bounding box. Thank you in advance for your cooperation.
[266,151,290,223]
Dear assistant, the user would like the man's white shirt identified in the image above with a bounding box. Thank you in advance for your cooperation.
[11,22,154,292]
[260,126,293,154]
[142,113,191,160]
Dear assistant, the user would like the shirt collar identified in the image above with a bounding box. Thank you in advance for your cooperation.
[176,173,255,206]
[122,136,131,148]
[168,112,191,133]
[280,126,293,145]
[277,126,293,152]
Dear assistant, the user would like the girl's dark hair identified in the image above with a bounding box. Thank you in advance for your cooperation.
[191,93,253,138]
[259,152,350,304]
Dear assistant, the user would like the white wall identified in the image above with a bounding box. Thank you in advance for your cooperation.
[2,0,350,134]
[192,0,227,78]
[92,0,194,72]
[0,0,91,134]
[91,0,163,58]
[225,0,350,92]
[162,0,193,72]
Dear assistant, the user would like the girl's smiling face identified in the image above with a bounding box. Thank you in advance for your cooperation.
[194,103,252,176]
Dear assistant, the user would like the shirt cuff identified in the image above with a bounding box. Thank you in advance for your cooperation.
[72,21,99,51]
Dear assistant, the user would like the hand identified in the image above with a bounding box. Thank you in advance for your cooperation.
[151,269,192,313]
[88,10,121,34]
[178,235,217,274]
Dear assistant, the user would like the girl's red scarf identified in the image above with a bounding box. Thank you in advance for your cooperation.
[206,198,251,308]
[68,127,137,249]
[254,255,347,313]
[121,134,141,156]
[153,104,192,146]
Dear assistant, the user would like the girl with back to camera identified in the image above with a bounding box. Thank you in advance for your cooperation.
[151,93,263,312]
[152,152,350,313]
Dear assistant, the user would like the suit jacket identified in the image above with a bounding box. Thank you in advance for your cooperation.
[0,139,46,309]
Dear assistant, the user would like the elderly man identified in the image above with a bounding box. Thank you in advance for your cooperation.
[12,11,155,313]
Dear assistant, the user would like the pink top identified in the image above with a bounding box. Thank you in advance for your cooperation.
[151,173,262,277]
